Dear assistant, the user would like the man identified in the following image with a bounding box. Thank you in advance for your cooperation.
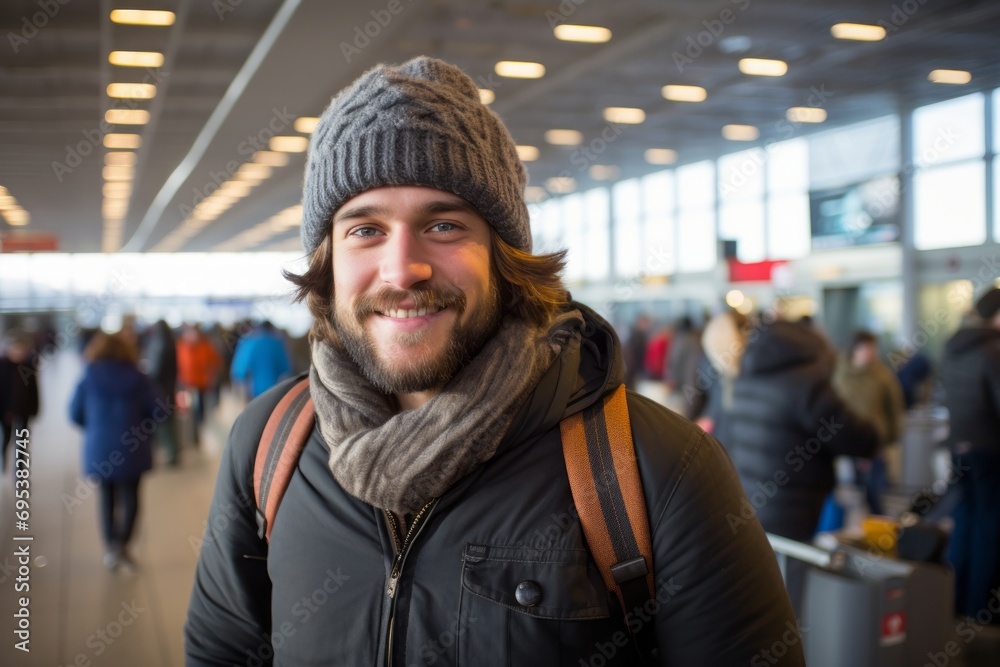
[724,319,878,542]
[230,321,292,399]
[185,57,802,665]
[175,324,221,445]
[0,329,39,474]
[940,287,1000,620]
[832,330,905,515]
[143,319,180,466]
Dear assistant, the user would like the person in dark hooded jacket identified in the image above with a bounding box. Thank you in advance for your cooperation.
[0,329,39,474]
[725,318,879,542]
[940,287,1000,619]
[185,57,803,666]
[70,332,158,571]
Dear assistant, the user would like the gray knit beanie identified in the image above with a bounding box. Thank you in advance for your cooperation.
[301,57,530,255]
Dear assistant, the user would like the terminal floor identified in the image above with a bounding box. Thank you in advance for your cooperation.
[0,350,997,666]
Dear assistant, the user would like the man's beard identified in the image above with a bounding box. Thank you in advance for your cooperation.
[332,281,502,395]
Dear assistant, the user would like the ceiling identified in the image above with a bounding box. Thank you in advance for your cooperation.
[1,0,998,254]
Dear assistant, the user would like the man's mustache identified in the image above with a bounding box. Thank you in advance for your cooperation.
[354,288,466,317]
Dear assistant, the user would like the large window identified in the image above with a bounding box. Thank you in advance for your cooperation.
[529,198,564,254]
[718,149,766,263]
[914,161,987,249]
[913,93,987,250]
[676,161,717,272]
[994,88,1000,242]
[582,188,610,281]
[767,139,811,259]
[809,115,900,191]
[561,194,586,282]
[612,179,642,278]
[641,170,677,275]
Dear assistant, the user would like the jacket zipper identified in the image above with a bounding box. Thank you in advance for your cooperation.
[383,499,437,666]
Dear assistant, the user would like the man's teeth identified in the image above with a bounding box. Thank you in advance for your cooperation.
[385,306,442,318]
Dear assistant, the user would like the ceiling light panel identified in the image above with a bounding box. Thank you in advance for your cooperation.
[553,25,612,43]
[738,58,788,76]
[722,124,760,141]
[268,136,309,152]
[516,145,539,161]
[106,83,157,99]
[928,69,971,84]
[544,129,583,146]
[103,134,142,149]
[786,107,827,123]
[293,117,319,133]
[662,85,707,102]
[494,61,546,78]
[830,23,886,41]
[105,109,151,125]
[109,10,175,26]
[108,51,165,67]
[645,148,678,165]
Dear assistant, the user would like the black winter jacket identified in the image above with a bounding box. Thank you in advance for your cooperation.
[940,327,1000,459]
[726,321,878,542]
[0,356,39,422]
[185,308,803,666]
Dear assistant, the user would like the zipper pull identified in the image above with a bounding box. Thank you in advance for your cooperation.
[387,564,401,599]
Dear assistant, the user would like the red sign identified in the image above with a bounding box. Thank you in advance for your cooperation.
[880,611,906,647]
[0,232,59,252]
[727,258,787,283]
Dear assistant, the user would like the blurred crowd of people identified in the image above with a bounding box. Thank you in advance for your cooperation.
[0,316,308,572]
[620,287,1000,621]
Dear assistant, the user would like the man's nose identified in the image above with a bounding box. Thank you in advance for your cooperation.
[379,231,432,289]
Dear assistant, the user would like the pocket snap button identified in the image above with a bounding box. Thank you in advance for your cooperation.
[515,580,543,607]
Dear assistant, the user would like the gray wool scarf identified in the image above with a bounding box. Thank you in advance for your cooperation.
[309,311,583,515]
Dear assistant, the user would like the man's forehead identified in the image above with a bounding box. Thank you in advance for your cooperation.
[334,185,480,221]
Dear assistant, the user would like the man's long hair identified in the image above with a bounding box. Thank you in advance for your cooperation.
[284,228,570,344]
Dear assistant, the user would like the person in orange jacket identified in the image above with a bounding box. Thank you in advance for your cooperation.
[175,324,221,445]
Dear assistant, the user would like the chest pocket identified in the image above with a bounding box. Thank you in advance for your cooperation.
[456,543,618,666]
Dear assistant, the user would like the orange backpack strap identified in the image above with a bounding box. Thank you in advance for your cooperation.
[253,376,315,541]
[560,384,655,658]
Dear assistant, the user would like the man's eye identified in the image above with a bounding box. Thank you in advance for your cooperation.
[430,222,457,232]
[350,226,379,238]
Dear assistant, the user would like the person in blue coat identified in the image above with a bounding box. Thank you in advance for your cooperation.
[70,332,158,571]
[229,321,292,399]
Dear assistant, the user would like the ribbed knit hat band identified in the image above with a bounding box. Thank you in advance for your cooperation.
[301,57,530,255]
